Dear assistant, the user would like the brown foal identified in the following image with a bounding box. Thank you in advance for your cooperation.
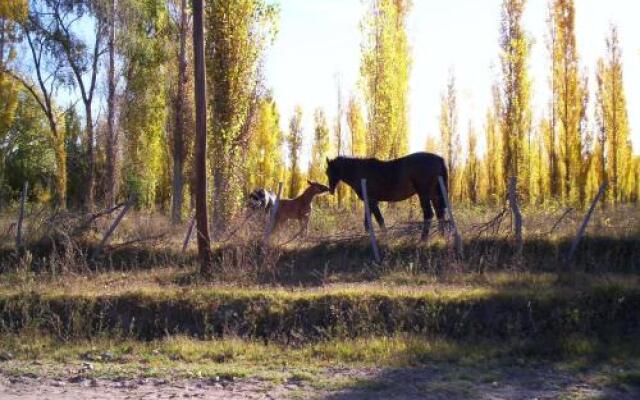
[274,180,329,235]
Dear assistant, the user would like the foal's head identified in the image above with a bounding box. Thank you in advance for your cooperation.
[305,180,330,197]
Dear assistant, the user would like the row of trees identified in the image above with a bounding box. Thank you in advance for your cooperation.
[0,0,637,228]
[439,0,638,206]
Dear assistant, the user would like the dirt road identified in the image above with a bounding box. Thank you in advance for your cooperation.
[2,365,638,400]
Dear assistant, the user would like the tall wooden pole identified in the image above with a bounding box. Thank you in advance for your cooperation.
[106,0,118,208]
[263,182,283,242]
[171,0,189,224]
[438,176,463,258]
[361,179,381,263]
[565,182,607,269]
[192,0,212,275]
[509,177,523,255]
[16,182,28,249]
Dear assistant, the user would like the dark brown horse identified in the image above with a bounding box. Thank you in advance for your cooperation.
[325,152,448,239]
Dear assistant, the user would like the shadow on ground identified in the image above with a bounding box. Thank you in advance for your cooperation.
[322,342,640,400]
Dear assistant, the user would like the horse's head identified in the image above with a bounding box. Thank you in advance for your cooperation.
[307,180,330,196]
[325,157,340,194]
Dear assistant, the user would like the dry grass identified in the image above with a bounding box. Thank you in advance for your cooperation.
[0,204,638,392]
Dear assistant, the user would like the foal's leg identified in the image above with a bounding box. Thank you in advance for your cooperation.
[301,215,310,238]
[418,194,434,240]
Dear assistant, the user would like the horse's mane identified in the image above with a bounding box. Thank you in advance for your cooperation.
[333,156,384,165]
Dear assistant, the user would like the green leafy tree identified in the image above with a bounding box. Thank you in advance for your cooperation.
[205,0,278,233]
[1,89,56,202]
[120,0,170,209]
[0,0,28,156]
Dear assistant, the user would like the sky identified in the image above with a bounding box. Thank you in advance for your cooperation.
[264,0,640,166]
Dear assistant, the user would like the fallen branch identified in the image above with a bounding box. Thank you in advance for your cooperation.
[471,207,509,238]
[545,207,574,235]
[107,232,168,250]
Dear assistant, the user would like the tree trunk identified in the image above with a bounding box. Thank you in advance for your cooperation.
[192,0,212,275]
[106,0,118,208]
[85,104,95,210]
[53,132,67,209]
[171,0,188,224]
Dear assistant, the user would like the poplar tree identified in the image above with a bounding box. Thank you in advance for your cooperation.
[530,119,548,204]
[439,71,460,198]
[120,0,170,208]
[347,95,367,157]
[287,106,303,198]
[499,0,532,199]
[425,136,439,154]
[245,95,284,193]
[309,108,331,183]
[360,0,411,159]
[549,0,587,205]
[484,83,504,203]
[206,0,278,232]
[597,26,632,204]
[307,108,331,206]
[463,122,479,204]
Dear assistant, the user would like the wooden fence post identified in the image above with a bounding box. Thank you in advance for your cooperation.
[565,182,607,268]
[182,216,196,253]
[438,176,463,258]
[361,179,381,263]
[508,177,523,255]
[15,182,28,249]
[92,198,134,260]
[263,182,283,242]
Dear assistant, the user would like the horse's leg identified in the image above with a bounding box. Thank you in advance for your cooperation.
[418,193,434,240]
[370,201,386,231]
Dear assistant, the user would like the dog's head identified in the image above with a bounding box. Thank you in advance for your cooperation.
[247,188,275,212]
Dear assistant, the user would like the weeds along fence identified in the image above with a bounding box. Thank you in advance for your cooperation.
[0,179,638,277]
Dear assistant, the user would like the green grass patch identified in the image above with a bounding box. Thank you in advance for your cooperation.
[0,278,638,343]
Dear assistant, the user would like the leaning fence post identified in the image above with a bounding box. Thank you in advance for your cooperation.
[263,182,283,242]
[92,197,134,260]
[508,177,523,255]
[182,216,196,253]
[438,176,463,258]
[361,179,381,263]
[565,182,607,269]
[15,182,28,249]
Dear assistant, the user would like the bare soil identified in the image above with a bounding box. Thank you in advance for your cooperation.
[2,364,638,399]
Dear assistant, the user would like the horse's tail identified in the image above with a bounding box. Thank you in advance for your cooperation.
[438,157,448,208]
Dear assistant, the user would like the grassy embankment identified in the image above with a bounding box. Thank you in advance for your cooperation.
[0,205,639,388]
